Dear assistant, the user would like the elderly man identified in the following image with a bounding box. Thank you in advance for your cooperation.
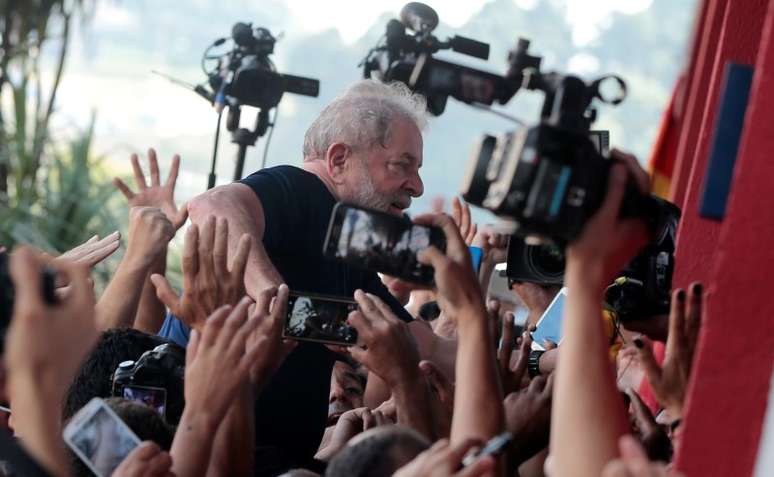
[186,80,429,471]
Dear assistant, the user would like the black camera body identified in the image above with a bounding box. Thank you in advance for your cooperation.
[605,199,681,323]
[362,3,512,115]
[208,23,319,111]
[111,343,186,425]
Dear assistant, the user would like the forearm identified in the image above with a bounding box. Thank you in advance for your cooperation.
[206,383,255,477]
[96,258,152,330]
[171,409,218,477]
[549,262,627,477]
[392,374,436,439]
[189,184,281,298]
[451,313,504,444]
[134,250,167,333]
[8,376,70,477]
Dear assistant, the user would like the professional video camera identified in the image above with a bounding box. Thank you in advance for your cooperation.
[111,343,186,425]
[361,2,515,115]
[605,199,681,323]
[199,23,320,186]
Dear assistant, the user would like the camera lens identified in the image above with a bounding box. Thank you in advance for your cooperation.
[526,243,565,282]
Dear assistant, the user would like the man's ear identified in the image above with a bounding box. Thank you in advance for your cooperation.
[326,142,351,184]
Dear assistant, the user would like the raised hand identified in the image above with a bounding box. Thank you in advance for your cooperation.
[315,407,388,461]
[151,216,251,330]
[58,231,121,268]
[498,323,531,395]
[626,388,672,462]
[114,148,188,231]
[635,283,703,420]
[393,438,495,477]
[125,207,175,268]
[451,197,477,246]
[112,442,173,477]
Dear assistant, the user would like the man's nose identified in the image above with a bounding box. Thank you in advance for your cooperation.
[405,172,424,198]
[329,385,345,403]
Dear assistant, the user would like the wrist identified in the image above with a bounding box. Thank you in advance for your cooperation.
[122,247,159,272]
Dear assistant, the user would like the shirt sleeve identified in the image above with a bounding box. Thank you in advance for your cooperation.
[157,312,190,348]
[238,168,296,252]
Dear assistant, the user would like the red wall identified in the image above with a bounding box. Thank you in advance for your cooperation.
[675,0,774,475]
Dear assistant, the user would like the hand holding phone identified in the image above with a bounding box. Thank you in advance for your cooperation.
[63,398,141,477]
[531,287,567,350]
[324,203,446,284]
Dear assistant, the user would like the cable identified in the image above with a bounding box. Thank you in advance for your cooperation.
[207,110,223,189]
[260,108,278,170]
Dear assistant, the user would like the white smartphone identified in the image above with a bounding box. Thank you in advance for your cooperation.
[63,397,141,477]
[531,287,568,351]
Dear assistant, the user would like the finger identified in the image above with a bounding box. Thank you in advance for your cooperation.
[174,202,189,230]
[684,282,703,361]
[130,441,162,461]
[213,217,229,276]
[362,409,376,431]
[543,372,555,400]
[467,223,478,245]
[148,148,161,186]
[182,224,199,290]
[634,337,664,390]
[166,154,181,189]
[460,199,472,237]
[511,331,532,383]
[414,213,467,260]
[113,177,135,200]
[348,310,373,337]
[498,312,515,371]
[456,455,495,477]
[145,450,173,474]
[230,234,252,283]
[451,196,462,228]
[202,305,233,348]
[218,296,253,349]
[447,438,485,468]
[198,216,217,278]
[611,149,650,194]
[270,284,289,321]
[601,460,630,477]
[353,289,380,325]
[150,274,181,313]
[626,388,656,429]
[365,292,400,324]
[665,289,687,358]
[529,374,547,393]
[130,153,148,190]
[80,236,121,267]
[543,340,558,350]
[618,434,649,460]
[254,284,278,318]
[186,328,201,364]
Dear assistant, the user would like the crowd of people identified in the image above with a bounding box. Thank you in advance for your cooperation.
[0,80,700,477]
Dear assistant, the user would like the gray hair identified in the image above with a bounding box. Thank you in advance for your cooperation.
[303,80,428,160]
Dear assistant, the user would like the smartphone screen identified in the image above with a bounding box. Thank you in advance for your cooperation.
[122,385,167,418]
[283,292,358,346]
[323,203,446,284]
[531,287,567,350]
[64,398,140,477]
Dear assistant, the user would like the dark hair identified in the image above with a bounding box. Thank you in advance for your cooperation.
[68,398,175,477]
[63,328,168,421]
[325,426,429,477]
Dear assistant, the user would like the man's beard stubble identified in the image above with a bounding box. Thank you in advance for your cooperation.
[352,163,411,214]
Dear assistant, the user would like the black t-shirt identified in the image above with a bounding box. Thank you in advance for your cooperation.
[239,165,412,473]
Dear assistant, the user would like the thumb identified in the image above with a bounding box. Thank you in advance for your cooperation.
[150,274,181,312]
[174,202,189,230]
[417,245,446,268]
[635,337,663,389]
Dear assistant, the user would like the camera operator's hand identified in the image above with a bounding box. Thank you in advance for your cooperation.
[498,324,531,395]
[451,197,477,246]
[125,207,176,267]
[349,290,421,389]
[393,438,495,477]
[6,247,97,477]
[504,375,553,465]
[601,435,685,477]
[567,150,651,286]
[151,216,251,331]
[57,231,121,268]
[246,284,297,391]
[635,283,703,421]
[414,214,485,324]
[112,442,173,477]
[114,148,188,231]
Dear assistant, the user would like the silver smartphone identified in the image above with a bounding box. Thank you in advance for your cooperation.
[63,397,141,477]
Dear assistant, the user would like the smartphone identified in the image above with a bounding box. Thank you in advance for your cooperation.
[461,432,513,467]
[323,203,446,285]
[63,397,141,477]
[122,385,167,418]
[283,292,359,346]
[531,287,568,351]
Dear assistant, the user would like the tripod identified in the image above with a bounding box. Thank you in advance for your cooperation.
[207,103,271,189]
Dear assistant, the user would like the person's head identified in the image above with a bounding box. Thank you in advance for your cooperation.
[328,360,367,425]
[68,398,175,477]
[325,426,430,477]
[303,80,428,216]
[63,328,168,421]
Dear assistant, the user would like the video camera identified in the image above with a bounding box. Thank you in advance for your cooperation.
[111,343,186,425]
[361,2,515,115]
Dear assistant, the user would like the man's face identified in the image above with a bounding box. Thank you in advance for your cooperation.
[350,116,424,216]
[328,361,365,424]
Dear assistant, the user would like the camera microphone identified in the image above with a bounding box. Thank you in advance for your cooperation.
[400,2,439,33]
[449,35,490,60]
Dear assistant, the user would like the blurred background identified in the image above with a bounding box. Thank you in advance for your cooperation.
[0,0,697,285]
